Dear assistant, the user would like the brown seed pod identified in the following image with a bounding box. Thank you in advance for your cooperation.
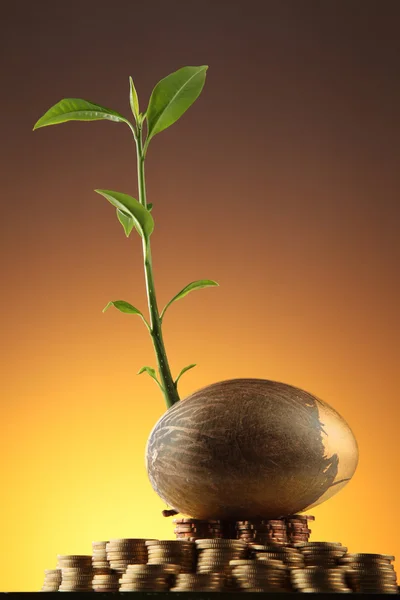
[146,379,359,520]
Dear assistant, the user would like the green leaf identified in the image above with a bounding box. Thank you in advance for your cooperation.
[103,300,150,331]
[137,366,164,391]
[95,189,154,238]
[147,203,153,212]
[33,98,131,130]
[129,76,140,122]
[174,363,197,388]
[103,300,143,315]
[116,208,134,237]
[144,65,208,153]
[160,279,219,322]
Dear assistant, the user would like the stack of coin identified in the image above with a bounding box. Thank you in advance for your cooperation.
[291,566,351,592]
[253,545,305,569]
[146,540,196,573]
[173,518,224,540]
[293,541,347,567]
[230,557,289,592]
[339,553,398,594]
[285,514,314,544]
[40,569,62,591]
[195,539,247,574]
[57,555,93,592]
[91,540,110,569]
[236,519,287,545]
[106,538,149,573]
[170,572,227,591]
[92,567,120,592]
[119,563,180,591]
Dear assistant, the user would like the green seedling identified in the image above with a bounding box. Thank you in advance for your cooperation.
[34,65,218,409]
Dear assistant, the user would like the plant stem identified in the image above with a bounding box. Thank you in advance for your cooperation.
[135,125,180,409]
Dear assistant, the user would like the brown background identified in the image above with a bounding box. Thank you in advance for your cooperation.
[1,0,399,591]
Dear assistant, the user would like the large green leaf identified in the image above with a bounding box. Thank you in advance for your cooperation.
[137,366,164,391]
[103,300,150,331]
[33,98,131,129]
[144,66,208,153]
[160,279,219,322]
[95,189,154,238]
[174,363,197,388]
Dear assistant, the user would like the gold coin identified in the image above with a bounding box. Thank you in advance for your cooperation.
[44,569,61,574]
[199,554,244,561]
[197,566,231,571]
[92,541,109,546]
[108,556,141,560]
[119,584,168,592]
[57,564,92,570]
[119,587,168,592]
[109,538,148,542]
[59,585,92,590]
[121,574,169,579]
[146,539,193,545]
[122,579,170,585]
[234,564,286,571]
[107,548,147,554]
[233,573,287,580]
[183,571,226,575]
[107,541,148,547]
[41,588,60,591]
[176,581,224,585]
[257,556,300,563]
[127,563,180,569]
[60,567,92,571]
[57,555,92,560]
[120,575,168,581]
[196,539,246,546]
[92,586,118,590]
[120,579,169,590]
[147,550,194,555]
[58,560,92,569]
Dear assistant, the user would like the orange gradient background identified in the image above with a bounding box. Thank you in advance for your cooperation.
[1,0,399,592]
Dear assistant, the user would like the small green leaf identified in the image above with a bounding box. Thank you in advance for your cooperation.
[95,189,154,238]
[103,300,143,315]
[103,300,150,331]
[138,365,156,376]
[160,279,219,322]
[137,366,164,391]
[116,208,134,237]
[33,98,131,129]
[144,65,208,153]
[174,364,197,388]
[129,76,140,122]
[147,203,153,212]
